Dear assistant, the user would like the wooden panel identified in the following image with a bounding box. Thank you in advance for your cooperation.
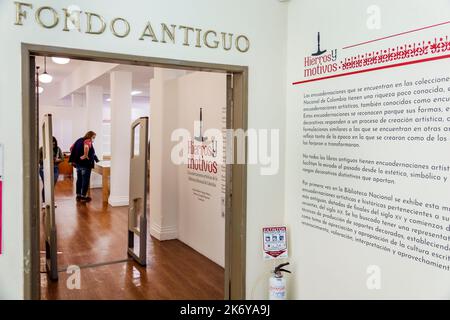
[92,162,110,205]
[230,71,248,300]
[58,154,73,177]
[23,52,41,300]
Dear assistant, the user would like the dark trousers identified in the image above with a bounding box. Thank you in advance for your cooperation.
[39,166,59,202]
[76,166,92,197]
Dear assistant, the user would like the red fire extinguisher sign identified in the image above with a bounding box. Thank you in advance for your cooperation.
[262,226,288,260]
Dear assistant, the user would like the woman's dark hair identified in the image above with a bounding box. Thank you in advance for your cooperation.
[83,131,96,140]
[52,136,58,152]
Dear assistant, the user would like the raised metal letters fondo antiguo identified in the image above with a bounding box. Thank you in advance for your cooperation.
[13,2,250,53]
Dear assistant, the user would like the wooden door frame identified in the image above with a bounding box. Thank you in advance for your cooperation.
[21,43,248,300]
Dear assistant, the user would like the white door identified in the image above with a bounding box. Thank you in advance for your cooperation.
[42,114,58,281]
[128,117,149,266]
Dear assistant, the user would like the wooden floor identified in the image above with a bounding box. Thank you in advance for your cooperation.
[40,178,224,300]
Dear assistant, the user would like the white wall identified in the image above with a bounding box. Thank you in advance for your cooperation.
[103,98,150,156]
[149,71,226,267]
[285,0,450,299]
[39,104,107,188]
[104,98,150,122]
[149,68,183,241]
[0,0,287,299]
[176,72,227,267]
[39,105,87,152]
[86,85,104,159]
[37,72,150,195]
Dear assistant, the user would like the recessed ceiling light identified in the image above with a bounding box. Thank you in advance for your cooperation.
[131,91,142,96]
[106,98,111,102]
[52,57,71,65]
[38,86,44,94]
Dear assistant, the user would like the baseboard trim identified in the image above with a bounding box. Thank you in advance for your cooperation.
[150,223,178,241]
[108,196,129,207]
[89,182,102,189]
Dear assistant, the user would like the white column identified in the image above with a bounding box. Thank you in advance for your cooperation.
[71,92,84,108]
[86,85,104,189]
[149,69,164,239]
[71,92,87,141]
[86,85,104,159]
[71,93,87,190]
[109,71,132,207]
[150,68,185,240]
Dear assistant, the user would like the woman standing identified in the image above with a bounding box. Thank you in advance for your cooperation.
[39,136,63,204]
[69,131,99,202]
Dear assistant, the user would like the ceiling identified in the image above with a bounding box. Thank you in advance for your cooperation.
[35,56,154,105]
[35,56,84,81]
[75,64,155,97]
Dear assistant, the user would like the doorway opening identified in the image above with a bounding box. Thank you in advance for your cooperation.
[22,44,248,300]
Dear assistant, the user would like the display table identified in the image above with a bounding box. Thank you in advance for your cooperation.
[93,161,110,205]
